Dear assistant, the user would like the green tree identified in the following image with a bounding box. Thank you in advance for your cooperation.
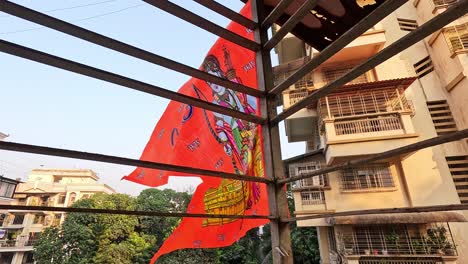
[33,227,65,264]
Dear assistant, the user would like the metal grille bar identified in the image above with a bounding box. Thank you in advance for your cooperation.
[268,0,408,95]
[143,0,260,51]
[261,0,294,29]
[0,40,265,125]
[0,0,263,98]
[0,141,272,184]
[263,0,319,51]
[272,0,468,123]
[0,204,273,219]
[193,0,257,30]
[278,129,468,184]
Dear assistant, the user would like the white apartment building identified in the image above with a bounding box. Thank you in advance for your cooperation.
[275,0,468,263]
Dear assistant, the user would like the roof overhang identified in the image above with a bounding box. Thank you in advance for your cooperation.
[241,0,386,51]
[327,77,418,95]
[327,211,467,225]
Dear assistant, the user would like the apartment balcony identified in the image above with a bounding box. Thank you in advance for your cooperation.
[0,239,35,252]
[336,223,458,263]
[316,78,418,164]
[274,58,319,143]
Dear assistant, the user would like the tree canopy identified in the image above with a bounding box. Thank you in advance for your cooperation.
[34,188,320,263]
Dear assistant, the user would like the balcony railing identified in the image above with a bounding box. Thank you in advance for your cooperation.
[338,224,457,257]
[359,257,443,264]
[334,114,403,136]
[0,239,36,248]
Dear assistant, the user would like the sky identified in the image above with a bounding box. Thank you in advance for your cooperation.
[0,0,304,195]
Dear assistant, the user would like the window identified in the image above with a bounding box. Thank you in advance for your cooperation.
[67,192,76,206]
[300,190,325,205]
[318,88,412,119]
[427,100,457,135]
[53,176,62,183]
[323,65,369,85]
[22,252,34,264]
[33,214,45,225]
[0,178,17,199]
[290,161,329,188]
[58,194,66,204]
[12,214,25,225]
[414,56,434,78]
[341,164,395,190]
[443,22,468,54]
[327,227,338,253]
[446,156,468,204]
[397,18,418,32]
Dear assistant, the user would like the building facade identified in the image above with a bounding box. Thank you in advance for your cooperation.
[0,169,115,264]
[275,1,468,264]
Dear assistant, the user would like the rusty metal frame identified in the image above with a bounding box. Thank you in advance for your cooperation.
[1,0,468,263]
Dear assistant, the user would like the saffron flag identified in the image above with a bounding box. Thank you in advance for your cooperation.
[122,1,269,262]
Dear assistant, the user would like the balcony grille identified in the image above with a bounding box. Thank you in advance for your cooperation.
[359,258,443,264]
[323,66,369,85]
[340,224,457,257]
[288,89,309,106]
[398,18,419,32]
[414,56,434,78]
[334,114,403,135]
[427,100,457,135]
[289,161,328,188]
[446,155,468,204]
[300,190,325,205]
[433,0,459,8]
[341,164,395,191]
[318,88,413,119]
[443,21,468,54]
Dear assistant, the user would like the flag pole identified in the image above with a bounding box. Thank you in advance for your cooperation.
[251,1,293,263]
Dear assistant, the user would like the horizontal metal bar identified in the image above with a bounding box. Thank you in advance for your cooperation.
[193,0,257,30]
[268,0,407,95]
[261,0,294,29]
[0,204,273,219]
[278,129,468,185]
[282,203,468,222]
[0,1,263,98]
[272,0,468,123]
[0,141,273,184]
[0,40,265,125]
[264,0,319,51]
[143,0,260,51]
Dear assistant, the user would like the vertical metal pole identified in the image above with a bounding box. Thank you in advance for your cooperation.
[251,1,293,263]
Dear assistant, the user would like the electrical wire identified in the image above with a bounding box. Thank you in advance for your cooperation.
[0,0,120,18]
[0,4,144,35]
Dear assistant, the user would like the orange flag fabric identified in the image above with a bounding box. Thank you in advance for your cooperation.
[122,1,269,262]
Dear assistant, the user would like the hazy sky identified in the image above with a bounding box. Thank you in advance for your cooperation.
[0,0,304,195]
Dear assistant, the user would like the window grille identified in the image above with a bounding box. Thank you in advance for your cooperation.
[341,164,395,191]
[323,66,369,85]
[318,88,412,119]
[443,22,468,54]
[446,156,468,204]
[328,227,338,252]
[359,257,443,264]
[33,214,45,224]
[334,114,403,135]
[289,161,329,188]
[398,18,418,32]
[300,190,325,205]
[427,100,457,135]
[344,224,457,258]
[414,56,434,78]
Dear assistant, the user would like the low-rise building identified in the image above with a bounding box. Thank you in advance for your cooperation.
[0,169,115,264]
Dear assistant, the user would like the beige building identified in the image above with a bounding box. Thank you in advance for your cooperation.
[0,169,115,264]
[275,1,468,264]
